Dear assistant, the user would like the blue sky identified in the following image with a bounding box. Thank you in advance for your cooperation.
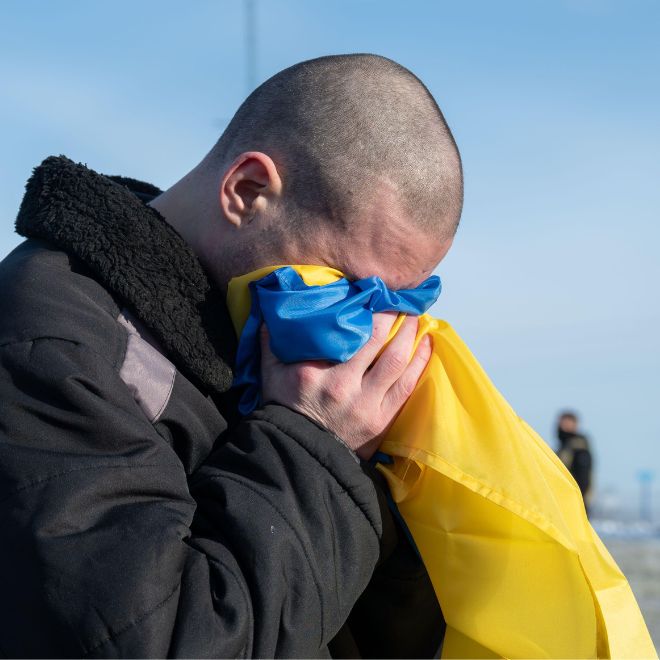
[1,0,659,513]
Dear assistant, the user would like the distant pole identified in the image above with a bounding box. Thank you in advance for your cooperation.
[637,470,654,522]
[245,0,257,95]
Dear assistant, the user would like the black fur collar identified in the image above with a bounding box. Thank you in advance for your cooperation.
[15,155,235,394]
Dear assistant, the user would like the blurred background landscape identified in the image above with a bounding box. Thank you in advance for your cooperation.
[1,0,658,643]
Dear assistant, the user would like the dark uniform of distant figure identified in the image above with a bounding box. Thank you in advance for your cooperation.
[557,411,593,516]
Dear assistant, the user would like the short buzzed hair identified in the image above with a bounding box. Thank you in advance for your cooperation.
[212,54,463,239]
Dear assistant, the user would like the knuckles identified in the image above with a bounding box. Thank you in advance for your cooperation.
[368,319,393,346]
[323,378,349,405]
[380,350,408,375]
[261,325,417,447]
[292,363,320,390]
[397,376,416,399]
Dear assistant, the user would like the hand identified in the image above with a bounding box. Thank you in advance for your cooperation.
[260,313,432,460]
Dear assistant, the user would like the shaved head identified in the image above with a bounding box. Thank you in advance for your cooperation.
[211,54,463,240]
[154,54,463,290]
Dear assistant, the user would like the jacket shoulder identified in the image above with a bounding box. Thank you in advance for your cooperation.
[0,239,125,367]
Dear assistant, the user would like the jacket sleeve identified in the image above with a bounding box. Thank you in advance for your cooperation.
[0,338,383,658]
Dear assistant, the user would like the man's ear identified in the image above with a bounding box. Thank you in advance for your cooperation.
[219,152,283,228]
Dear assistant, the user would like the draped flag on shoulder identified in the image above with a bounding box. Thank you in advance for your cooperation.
[227,265,656,660]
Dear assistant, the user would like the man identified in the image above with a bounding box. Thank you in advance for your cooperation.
[557,411,593,515]
[0,54,463,657]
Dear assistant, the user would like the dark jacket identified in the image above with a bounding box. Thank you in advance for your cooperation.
[557,431,593,498]
[0,157,442,658]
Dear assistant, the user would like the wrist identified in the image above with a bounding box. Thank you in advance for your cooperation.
[260,402,360,462]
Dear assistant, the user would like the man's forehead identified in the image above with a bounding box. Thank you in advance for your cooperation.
[308,180,451,289]
[347,186,449,288]
[340,237,445,290]
[342,234,448,290]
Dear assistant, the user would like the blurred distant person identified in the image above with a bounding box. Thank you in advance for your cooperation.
[557,411,593,515]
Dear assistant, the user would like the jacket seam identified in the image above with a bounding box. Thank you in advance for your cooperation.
[152,362,177,423]
[0,336,86,350]
[257,415,381,538]
[205,555,253,659]
[115,318,130,372]
[0,336,125,373]
[200,471,326,648]
[81,582,181,657]
[0,464,165,507]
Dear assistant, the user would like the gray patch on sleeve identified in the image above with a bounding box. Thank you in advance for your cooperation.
[117,310,176,423]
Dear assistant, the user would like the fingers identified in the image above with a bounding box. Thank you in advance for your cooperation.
[258,313,432,457]
[363,315,419,392]
[349,311,399,372]
[382,333,432,413]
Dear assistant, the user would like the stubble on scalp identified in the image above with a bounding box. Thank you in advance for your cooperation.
[210,53,464,243]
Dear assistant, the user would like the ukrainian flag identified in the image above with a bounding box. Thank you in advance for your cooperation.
[227,265,656,659]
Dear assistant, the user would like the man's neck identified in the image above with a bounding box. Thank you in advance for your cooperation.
[148,170,236,295]
[149,166,216,259]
